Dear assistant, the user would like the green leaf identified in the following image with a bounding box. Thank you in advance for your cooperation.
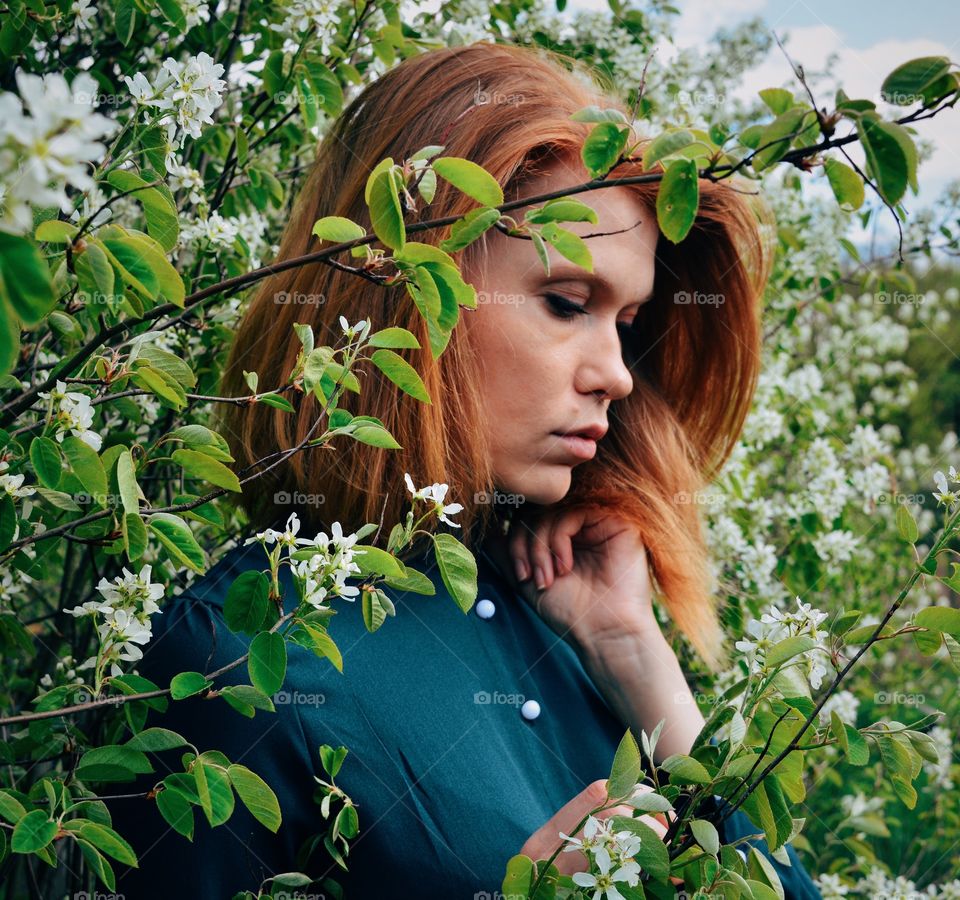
[367,168,405,251]
[607,729,641,799]
[116,448,139,514]
[881,56,951,104]
[349,423,402,449]
[748,847,785,900]
[895,502,919,543]
[0,231,56,324]
[766,634,816,668]
[125,727,188,753]
[581,121,629,178]
[75,241,115,301]
[61,436,107,506]
[368,326,421,349]
[263,49,286,97]
[856,113,910,205]
[758,87,796,115]
[312,216,367,244]
[539,223,593,272]
[114,0,136,43]
[11,809,57,853]
[169,671,213,700]
[100,235,179,304]
[29,436,61,488]
[369,348,431,403]
[656,158,699,243]
[824,158,865,211]
[914,605,960,638]
[35,220,79,243]
[0,790,27,825]
[432,157,504,207]
[294,621,343,672]
[362,588,394,632]
[690,818,720,855]
[156,784,194,839]
[524,198,598,225]
[352,544,405,578]
[660,753,712,784]
[155,0,186,32]
[74,821,137,866]
[228,764,282,832]
[171,448,241,492]
[0,300,20,376]
[248,630,287,696]
[439,206,501,252]
[224,570,271,635]
[753,107,816,171]
[75,745,153,782]
[641,129,696,170]
[106,170,180,252]
[433,532,477,613]
[147,512,206,573]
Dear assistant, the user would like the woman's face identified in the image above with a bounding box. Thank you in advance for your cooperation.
[464,154,659,506]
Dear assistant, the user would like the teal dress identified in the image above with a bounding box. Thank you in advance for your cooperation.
[111,531,822,899]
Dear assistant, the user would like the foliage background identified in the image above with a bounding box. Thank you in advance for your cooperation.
[0,0,958,896]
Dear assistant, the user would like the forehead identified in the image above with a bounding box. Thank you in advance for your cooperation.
[493,154,658,285]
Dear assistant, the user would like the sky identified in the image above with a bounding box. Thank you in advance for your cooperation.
[567,0,960,246]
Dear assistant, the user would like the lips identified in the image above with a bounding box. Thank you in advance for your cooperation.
[553,424,608,441]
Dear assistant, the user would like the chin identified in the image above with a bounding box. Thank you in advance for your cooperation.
[501,465,572,506]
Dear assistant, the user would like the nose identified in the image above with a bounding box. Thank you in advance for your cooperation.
[574,320,634,402]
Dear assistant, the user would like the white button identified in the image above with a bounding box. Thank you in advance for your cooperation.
[476,598,496,619]
[521,699,541,720]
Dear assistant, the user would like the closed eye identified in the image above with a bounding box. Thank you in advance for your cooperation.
[544,292,637,337]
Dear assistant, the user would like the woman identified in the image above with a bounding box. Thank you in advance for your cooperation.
[111,42,822,898]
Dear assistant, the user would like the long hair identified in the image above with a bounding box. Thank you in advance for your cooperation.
[218,42,775,672]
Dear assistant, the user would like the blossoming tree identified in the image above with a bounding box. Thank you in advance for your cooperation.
[0,0,959,897]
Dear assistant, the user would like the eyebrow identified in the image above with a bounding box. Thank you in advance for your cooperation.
[539,267,655,307]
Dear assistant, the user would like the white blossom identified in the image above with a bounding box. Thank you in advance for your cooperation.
[124,52,225,149]
[0,71,118,232]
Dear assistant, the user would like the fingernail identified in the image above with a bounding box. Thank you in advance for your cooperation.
[534,566,546,590]
[515,557,529,581]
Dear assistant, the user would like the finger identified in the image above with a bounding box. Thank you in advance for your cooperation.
[551,509,586,577]
[508,517,531,582]
[528,515,556,590]
[519,778,608,871]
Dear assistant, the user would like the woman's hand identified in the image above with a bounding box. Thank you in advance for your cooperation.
[519,779,670,877]
[486,506,660,649]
